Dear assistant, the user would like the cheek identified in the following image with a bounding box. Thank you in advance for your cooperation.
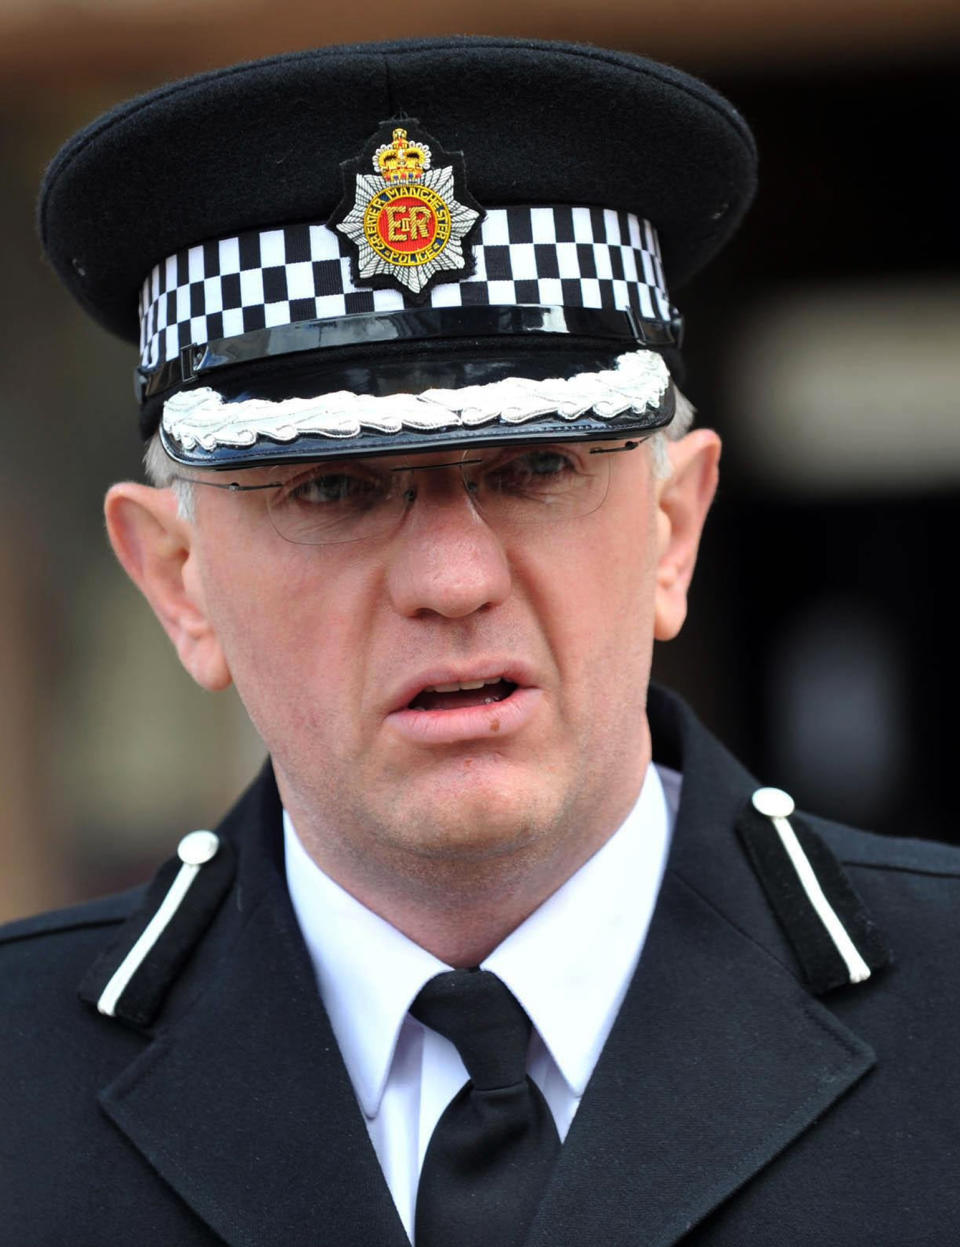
[539,487,659,631]
[517,491,659,706]
[195,534,374,743]
[572,498,659,716]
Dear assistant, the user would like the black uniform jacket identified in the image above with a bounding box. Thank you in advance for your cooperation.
[3,687,960,1246]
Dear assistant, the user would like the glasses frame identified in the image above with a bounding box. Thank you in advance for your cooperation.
[169,439,644,498]
[170,438,646,544]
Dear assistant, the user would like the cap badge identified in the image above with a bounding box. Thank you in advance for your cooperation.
[330,118,484,300]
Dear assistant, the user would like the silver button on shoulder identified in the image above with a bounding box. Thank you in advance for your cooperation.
[177,829,220,866]
[751,786,796,819]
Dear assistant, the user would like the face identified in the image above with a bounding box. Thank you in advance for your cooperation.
[107,430,718,906]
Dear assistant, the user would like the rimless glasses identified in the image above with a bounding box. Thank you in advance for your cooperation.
[171,440,642,546]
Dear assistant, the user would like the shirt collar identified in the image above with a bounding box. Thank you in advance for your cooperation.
[283,817,448,1118]
[483,763,674,1096]
[284,762,677,1115]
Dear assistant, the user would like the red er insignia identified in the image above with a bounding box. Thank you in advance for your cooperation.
[329,118,484,300]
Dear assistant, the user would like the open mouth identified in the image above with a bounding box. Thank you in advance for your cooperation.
[407,678,519,712]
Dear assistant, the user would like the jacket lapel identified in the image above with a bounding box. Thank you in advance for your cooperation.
[528,688,877,1246]
[93,690,881,1247]
[97,770,409,1247]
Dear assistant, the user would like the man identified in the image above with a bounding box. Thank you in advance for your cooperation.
[2,36,959,1246]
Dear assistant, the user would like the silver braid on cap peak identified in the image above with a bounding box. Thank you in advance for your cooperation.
[160,351,672,453]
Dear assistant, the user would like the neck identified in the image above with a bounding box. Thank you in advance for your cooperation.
[319,846,597,968]
[280,765,649,967]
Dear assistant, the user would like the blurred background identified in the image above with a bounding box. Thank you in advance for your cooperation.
[1,0,958,921]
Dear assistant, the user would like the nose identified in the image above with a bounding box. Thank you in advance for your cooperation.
[385,472,512,619]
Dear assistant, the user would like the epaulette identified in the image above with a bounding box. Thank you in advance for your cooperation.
[78,829,235,1029]
[737,787,892,995]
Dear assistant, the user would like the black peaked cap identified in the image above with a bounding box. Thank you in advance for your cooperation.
[40,37,757,347]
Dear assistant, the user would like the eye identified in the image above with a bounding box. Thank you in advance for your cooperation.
[280,465,390,510]
[482,447,584,495]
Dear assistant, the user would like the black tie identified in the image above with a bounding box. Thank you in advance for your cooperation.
[410,968,561,1247]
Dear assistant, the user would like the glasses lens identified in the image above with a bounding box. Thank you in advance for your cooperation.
[266,461,408,545]
[263,443,621,545]
[462,444,611,527]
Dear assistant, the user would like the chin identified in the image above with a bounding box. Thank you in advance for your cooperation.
[381,775,566,865]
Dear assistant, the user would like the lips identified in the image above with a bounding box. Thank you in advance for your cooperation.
[387,664,534,717]
[408,678,518,712]
[384,665,541,744]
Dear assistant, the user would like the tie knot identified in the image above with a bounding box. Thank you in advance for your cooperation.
[410,969,532,1091]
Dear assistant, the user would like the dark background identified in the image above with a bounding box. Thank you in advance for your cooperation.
[663,60,958,843]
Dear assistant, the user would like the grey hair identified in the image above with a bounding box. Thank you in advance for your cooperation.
[143,433,196,521]
[650,384,696,478]
[142,381,696,512]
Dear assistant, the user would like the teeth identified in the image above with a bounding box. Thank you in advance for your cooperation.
[425,679,498,693]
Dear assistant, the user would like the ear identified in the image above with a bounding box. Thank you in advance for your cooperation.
[653,429,721,642]
[104,483,232,691]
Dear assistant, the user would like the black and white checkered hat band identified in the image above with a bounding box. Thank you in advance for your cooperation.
[139,205,670,370]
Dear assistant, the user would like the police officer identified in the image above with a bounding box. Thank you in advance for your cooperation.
[2,37,959,1246]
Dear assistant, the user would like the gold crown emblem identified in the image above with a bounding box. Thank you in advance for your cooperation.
[373,128,432,182]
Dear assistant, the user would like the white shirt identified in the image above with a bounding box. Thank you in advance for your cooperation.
[284,763,680,1240]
